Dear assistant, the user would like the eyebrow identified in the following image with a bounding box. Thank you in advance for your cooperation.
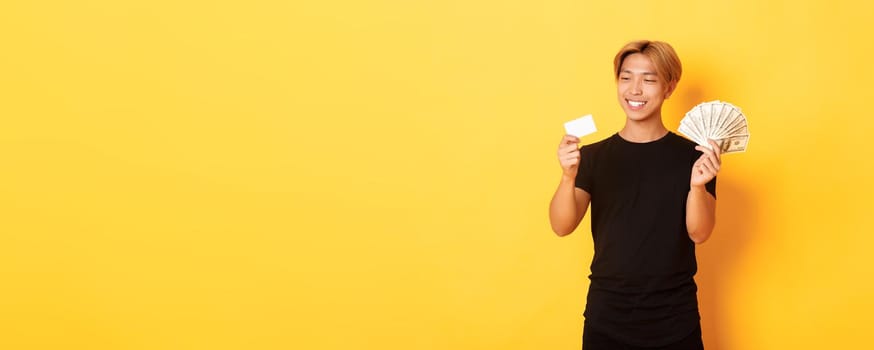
[621,69,658,76]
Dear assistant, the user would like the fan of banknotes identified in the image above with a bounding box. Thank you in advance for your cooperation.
[678,100,750,154]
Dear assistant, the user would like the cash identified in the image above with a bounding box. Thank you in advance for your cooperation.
[678,100,750,154]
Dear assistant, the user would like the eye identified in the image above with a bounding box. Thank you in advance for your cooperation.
[620,77,630,81]
[645,79,657,83]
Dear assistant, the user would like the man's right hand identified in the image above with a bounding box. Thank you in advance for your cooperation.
[557,134,581,178]
[550,134,590,236]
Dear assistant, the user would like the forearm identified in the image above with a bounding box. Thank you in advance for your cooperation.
[685,185,716,243]
[549,175,584,236]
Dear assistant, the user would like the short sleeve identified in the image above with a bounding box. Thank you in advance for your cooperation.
[575,145,594,193]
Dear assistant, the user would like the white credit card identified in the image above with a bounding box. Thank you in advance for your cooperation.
[564,114,597,138]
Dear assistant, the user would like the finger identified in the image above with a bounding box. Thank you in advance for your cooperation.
[561,156,579,167]
[695,145,720,167]
[561,143,580,151]
[561,152,581,162]
[699,158,717,176]
[697,152,719,172]
[710,154,721,172]
[707,139,722,162]
[558,145,580,156]
[693,162,708,177]
[702,155,720,174]
[704,146,722,169]
[693,157,707,175]
[695,144,716,158]
[562,135,581,146]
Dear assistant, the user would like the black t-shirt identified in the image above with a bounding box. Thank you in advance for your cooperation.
[575,132,716,347]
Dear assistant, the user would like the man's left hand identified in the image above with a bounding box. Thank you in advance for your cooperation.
[691,139,721,188]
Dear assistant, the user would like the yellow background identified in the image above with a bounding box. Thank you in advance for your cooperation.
[1,1,872,349]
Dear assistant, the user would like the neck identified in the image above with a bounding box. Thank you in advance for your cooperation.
[619,116,669,143]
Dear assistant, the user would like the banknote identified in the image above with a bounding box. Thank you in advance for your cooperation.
[678,100,750,154]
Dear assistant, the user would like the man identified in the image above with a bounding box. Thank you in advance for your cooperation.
[548,40,721,350]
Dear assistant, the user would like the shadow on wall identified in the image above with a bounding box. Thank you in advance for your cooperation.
[671,72,757,350]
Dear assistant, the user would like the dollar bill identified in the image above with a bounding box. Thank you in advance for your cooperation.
[714,134,750,153]
[678,100,750,154]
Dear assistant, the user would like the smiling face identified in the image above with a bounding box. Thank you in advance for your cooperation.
[616,53,676,122]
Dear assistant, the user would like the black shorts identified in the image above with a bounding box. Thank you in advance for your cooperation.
[582,324,704,350]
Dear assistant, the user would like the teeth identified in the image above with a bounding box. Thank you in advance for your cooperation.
[628,100,646,107]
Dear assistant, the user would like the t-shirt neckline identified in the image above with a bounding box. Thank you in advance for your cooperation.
[614,131,673,145]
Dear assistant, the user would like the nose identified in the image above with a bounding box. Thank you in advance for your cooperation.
[630,79,643,95]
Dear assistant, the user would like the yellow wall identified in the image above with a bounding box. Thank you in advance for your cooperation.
[1,1,872,349]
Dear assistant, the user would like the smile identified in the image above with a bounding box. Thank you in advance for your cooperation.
[626,99,647,109]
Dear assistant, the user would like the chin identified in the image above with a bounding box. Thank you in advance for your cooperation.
[624,110,654,121]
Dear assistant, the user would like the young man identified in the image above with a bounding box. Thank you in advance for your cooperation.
[548,40,721,350]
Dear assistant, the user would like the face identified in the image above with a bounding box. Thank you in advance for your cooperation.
[616,53,676,122]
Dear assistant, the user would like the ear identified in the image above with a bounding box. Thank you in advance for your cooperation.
[664,81,677,99]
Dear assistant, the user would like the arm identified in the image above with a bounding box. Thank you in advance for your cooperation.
[550,177,591,236]
[549,135,592,236]
[686,139,721,244]
[686,185,716,243]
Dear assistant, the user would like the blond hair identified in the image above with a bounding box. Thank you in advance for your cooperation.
[613,40,682,84]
